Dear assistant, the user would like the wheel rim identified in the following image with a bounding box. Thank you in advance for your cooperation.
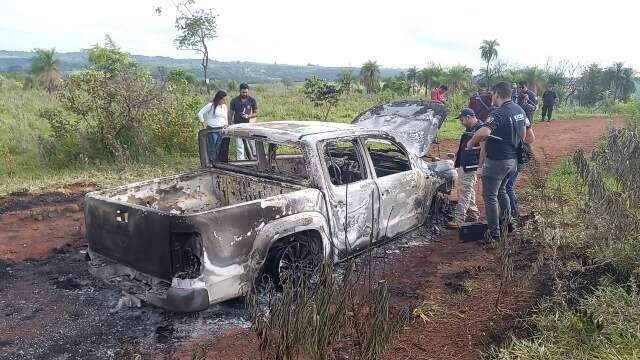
[278,240,319,285]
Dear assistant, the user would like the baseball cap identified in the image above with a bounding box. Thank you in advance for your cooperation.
[455,108,475,119]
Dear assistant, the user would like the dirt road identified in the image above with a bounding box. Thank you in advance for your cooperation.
[0,117,622,359]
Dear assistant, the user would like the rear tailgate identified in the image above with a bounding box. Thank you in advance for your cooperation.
[85,195,173,280]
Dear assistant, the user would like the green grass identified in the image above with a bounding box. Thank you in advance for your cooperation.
[0,155,198,195]
[494,282,640,360]
[0,84,607,196]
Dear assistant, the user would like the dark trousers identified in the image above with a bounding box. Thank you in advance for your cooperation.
[541,104,554,121]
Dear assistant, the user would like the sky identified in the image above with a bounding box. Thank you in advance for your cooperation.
[1,0,639,72]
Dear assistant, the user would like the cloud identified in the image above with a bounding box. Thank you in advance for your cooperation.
[0,0,638,71]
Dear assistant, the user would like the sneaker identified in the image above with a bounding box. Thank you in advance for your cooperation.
[447,219,462,229]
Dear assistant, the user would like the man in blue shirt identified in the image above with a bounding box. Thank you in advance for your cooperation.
[466,81,527,239]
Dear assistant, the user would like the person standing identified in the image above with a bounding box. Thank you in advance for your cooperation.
[468,82,493,121]
[197,90,228,160]
[228,83,258,160]
[505,118,535,220]
[447,108,483,229]
[541,86,558,121]
[431,84,448,106]
[516,80,538,124]
[466,81,527,239]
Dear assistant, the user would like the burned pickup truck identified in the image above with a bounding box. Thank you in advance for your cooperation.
[85,100,455,312]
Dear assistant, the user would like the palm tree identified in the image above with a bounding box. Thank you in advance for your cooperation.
[444,65,473,93]
[417,65,444,96]
[360,60,380,94]
[30,48,61,94]
[522,66,545,93]
[479,39,499,87]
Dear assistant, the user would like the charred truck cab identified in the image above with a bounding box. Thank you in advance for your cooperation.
[85,100,455,312]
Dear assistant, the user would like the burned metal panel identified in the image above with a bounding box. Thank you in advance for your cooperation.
[85,196,174,280]
[169,188,327,304]
[352,100,448,157]
[221,121,362,143]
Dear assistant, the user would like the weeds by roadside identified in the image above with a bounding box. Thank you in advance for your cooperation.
[493,115,640,358]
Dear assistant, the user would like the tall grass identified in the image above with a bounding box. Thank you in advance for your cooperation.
[0,84,610,196]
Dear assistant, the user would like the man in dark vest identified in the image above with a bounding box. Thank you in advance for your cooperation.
[447,108,483,229]
[466,81,527,239]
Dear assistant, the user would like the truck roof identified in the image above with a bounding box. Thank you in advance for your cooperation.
[223,121,370,142]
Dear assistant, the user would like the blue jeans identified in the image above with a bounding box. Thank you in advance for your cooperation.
[506,163,525,217]
[206,131,220,161]
[482,158,517,237]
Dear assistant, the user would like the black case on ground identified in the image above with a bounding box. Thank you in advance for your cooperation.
[459,221,488,242]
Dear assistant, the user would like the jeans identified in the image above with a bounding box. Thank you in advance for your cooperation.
[206,129,220,162]
[541,105,554,121]
[506,163,525,218]
[236,138,256,160]
[482,158,517,237]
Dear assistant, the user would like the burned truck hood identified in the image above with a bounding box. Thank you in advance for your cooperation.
[352,100,448,157]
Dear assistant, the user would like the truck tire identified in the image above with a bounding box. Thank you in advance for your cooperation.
[264,232,321,287]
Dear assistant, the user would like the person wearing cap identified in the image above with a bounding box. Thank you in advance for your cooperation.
[228,82,259,160]
[447,108,483,229]
[466,81,527,240]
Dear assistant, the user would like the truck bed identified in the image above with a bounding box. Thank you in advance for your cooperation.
[94,168,303,214]
[85,169,311,281]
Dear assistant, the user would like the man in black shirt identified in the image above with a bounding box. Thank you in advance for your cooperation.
[228,83,258,160]
[467,81,527,239]
[516,80,538,124]
[541,86,557,122]
[447,108,483,229]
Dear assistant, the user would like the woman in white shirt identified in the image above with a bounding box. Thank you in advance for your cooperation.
[197,90,227,160]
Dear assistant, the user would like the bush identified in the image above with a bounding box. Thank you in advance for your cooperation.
[145,83,202,155]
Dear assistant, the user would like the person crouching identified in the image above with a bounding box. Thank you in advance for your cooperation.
[447,108,483,229]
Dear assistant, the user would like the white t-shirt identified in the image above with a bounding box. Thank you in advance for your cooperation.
[197,103,228,128]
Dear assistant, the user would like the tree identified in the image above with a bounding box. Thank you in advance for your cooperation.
[382,72,408,96]
[360,60,381,94]
[30,48,61,94]
[443,65,472,93]
[521,66,546,93]
[174,0,218,94]
[336,69,356,95]
[406,67,417,95]
[87,35,136,77]
[417,65,444,96]
[303,76,340,121]
[479,39,499,87]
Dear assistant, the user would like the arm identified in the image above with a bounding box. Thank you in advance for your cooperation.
[479,141,486,168]
[197,103,210,124]
[466,127,491,149]
[524,127,535,144]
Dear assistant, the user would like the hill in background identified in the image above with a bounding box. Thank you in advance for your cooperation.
[0,50,404,83]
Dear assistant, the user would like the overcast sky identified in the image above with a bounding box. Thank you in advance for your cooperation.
[1,0,638,72]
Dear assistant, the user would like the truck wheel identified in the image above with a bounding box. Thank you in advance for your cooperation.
[265,233,321,287]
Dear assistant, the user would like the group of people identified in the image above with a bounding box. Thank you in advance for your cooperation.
[447,81,536,240]
[197,83,259,160]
